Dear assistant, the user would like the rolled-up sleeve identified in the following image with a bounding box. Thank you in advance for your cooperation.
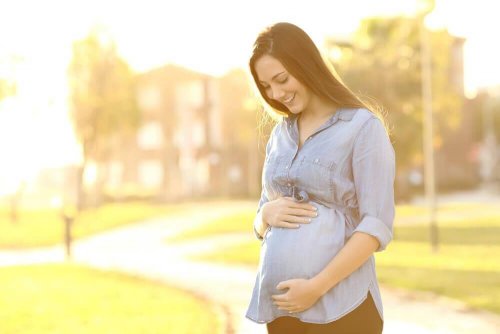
[352,117,396,251]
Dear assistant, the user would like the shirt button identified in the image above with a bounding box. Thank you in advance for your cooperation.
[285,165,289,169]
[314,158,319,163]
[287,183,292,187]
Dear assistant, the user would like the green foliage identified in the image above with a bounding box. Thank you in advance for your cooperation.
[68,27,139,161]
[0,78,16,101]
[0,264,220,334]
[68,27,140,208]
[333,17,464,172]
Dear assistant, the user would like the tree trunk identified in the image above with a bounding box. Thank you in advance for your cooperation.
[76,162,86,212]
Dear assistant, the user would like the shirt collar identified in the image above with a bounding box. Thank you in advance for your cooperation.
[286,108,358,130]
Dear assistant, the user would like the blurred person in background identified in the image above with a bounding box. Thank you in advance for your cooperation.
[246,22,395,334]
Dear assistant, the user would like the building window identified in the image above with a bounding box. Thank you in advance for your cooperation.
[138,160,163,188]
[137,122,164,150]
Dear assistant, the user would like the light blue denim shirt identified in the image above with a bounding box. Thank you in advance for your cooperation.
[246,107,396,324]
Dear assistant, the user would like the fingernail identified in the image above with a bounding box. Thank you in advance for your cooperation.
[313,206,317,211]
[314,212,318,217]
[308,218,312,222]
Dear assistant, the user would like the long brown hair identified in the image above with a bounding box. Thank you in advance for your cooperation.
[249,22,376,119]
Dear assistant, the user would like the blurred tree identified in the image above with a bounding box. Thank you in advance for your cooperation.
[9,182,25,224]
[0,57,20,223]
[68,27,139,210]
[0,55,19,102]
[0,79,16,101]
[329,16,464,198]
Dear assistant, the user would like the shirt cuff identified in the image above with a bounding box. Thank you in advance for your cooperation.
[354,215,393,252]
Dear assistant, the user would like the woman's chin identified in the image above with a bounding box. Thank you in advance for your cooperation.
[287,106,302,115]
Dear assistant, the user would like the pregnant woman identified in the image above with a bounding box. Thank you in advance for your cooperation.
[245,22,396,334]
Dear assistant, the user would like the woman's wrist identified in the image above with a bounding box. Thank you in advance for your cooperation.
[254,208,270,238]
[310,272,338,297]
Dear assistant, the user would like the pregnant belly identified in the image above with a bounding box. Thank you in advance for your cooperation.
[258,207,346,293]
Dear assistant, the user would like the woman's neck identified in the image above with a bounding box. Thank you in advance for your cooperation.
[300,96,338,123]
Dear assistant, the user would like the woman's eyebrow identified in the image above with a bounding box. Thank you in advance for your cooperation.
[259,71,286,85]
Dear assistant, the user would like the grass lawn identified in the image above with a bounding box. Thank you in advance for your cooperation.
[180,202,500,315]
[0,263,221,334]
[0,202,183,249]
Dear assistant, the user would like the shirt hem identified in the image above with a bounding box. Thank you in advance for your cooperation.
[245,282,376,325]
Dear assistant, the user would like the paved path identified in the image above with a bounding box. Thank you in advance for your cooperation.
[1,200,499,334]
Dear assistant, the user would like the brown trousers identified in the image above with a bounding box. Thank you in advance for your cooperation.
[266,292,383,334]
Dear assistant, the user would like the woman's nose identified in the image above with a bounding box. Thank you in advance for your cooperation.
[270,87,285,101]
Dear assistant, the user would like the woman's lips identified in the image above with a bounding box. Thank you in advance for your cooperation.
[283,93,295,104]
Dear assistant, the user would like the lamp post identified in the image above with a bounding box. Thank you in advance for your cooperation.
[61,206,76,260]
[418,0,438,252]
[52,196,76,260]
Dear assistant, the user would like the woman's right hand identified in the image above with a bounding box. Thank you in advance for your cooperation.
[262,196,318,229]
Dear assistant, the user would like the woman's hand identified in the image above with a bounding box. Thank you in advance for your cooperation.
[272,279,322,313]
[262,197,318,229]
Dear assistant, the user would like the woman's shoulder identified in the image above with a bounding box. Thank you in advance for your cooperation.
[347,108,389,138]
[348,107,377,123]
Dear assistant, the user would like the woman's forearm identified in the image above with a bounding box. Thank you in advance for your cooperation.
[311,232,380,296]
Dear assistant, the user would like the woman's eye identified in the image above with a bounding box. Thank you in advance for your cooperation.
[278,77,288,84]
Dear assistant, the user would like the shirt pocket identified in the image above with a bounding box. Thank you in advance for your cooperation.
[300,156,337,193]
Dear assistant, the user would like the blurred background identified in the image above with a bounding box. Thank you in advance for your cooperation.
[0,0,499,333]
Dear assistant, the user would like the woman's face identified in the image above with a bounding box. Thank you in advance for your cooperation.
[254,54,313,115]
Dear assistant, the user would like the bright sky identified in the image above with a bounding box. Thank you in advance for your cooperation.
[0,0,499,193]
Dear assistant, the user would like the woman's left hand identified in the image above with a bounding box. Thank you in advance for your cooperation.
[271,278,322,313]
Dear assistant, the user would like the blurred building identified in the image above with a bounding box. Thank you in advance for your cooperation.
[100,65,263,201]
[472,86,500,189]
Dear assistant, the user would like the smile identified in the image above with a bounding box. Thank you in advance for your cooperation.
[283,93,295,104]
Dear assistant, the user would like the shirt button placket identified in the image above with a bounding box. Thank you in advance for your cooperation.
[286,163,292,188]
